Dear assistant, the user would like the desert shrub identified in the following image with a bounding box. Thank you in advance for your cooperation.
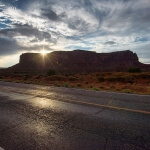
[47,75,64,81]
[99,85,104,89]
[65,74,69,77]
[23,75,30,80]
[54,83,60,87]
[69,77,77,81]
[116,77,126,82]
[139,74,150,79]
[92,87,99,91]
[128,68,141,73]
[36,75,41,79]
[89,86,93,89]
[122,89,132,94]
[98,77,105,82]
[47,69,56,76]
[64,83,69,88]
[125,76,134,84]
[128,80,134,84]
[107,77,117,82]
[0,76,3,79]
[96,73,100,76]
[77,84,82,87]
[106,77,126,82]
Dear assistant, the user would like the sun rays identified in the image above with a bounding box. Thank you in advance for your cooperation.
[40,45,49,56]
[41,49,47,56]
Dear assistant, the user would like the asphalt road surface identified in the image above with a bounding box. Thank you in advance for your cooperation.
[0,81,150,150]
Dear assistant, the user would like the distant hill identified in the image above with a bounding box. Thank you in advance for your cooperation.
[5,50,150,74]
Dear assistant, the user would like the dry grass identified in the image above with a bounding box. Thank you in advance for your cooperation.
[0,72,150,95]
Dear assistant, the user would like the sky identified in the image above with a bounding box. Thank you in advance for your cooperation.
[0,0,150,67]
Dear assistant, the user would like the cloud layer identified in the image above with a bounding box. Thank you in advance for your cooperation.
[0,0,150,67]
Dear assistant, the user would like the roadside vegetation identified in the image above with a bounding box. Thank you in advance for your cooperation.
[0,72,150,95]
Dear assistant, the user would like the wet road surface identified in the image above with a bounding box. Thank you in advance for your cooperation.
[0,81,150,150]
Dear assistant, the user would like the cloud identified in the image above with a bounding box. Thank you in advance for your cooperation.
[0,23,51,41]
[41,8,60,21]
[0,0,150,66]
[0,36,54,56]
[0,22,53,56]
[104,41,116,45]
[0,37,20,55]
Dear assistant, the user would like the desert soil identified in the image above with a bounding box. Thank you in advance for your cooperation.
[0,72,150,95]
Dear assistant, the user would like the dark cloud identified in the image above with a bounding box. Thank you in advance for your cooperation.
[0,23,51,41]
[94,9,110,25]
[68,18,90,32]
[41,8,60,21]
[104,41,116,45]
[0,37,19,55]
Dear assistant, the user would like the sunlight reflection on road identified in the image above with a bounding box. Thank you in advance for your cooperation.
[31,97,56,108]
[34,121,49,135]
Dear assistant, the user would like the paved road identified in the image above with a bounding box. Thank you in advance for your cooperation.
[0,81,150,150]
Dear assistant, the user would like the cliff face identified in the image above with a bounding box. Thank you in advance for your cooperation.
[8,50,150,73]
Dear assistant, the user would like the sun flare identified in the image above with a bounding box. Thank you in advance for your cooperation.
[41,49,47,56]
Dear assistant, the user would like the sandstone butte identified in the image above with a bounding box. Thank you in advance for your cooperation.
[3,50,150,74]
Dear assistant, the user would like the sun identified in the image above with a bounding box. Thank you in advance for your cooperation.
[41,49,47,56]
